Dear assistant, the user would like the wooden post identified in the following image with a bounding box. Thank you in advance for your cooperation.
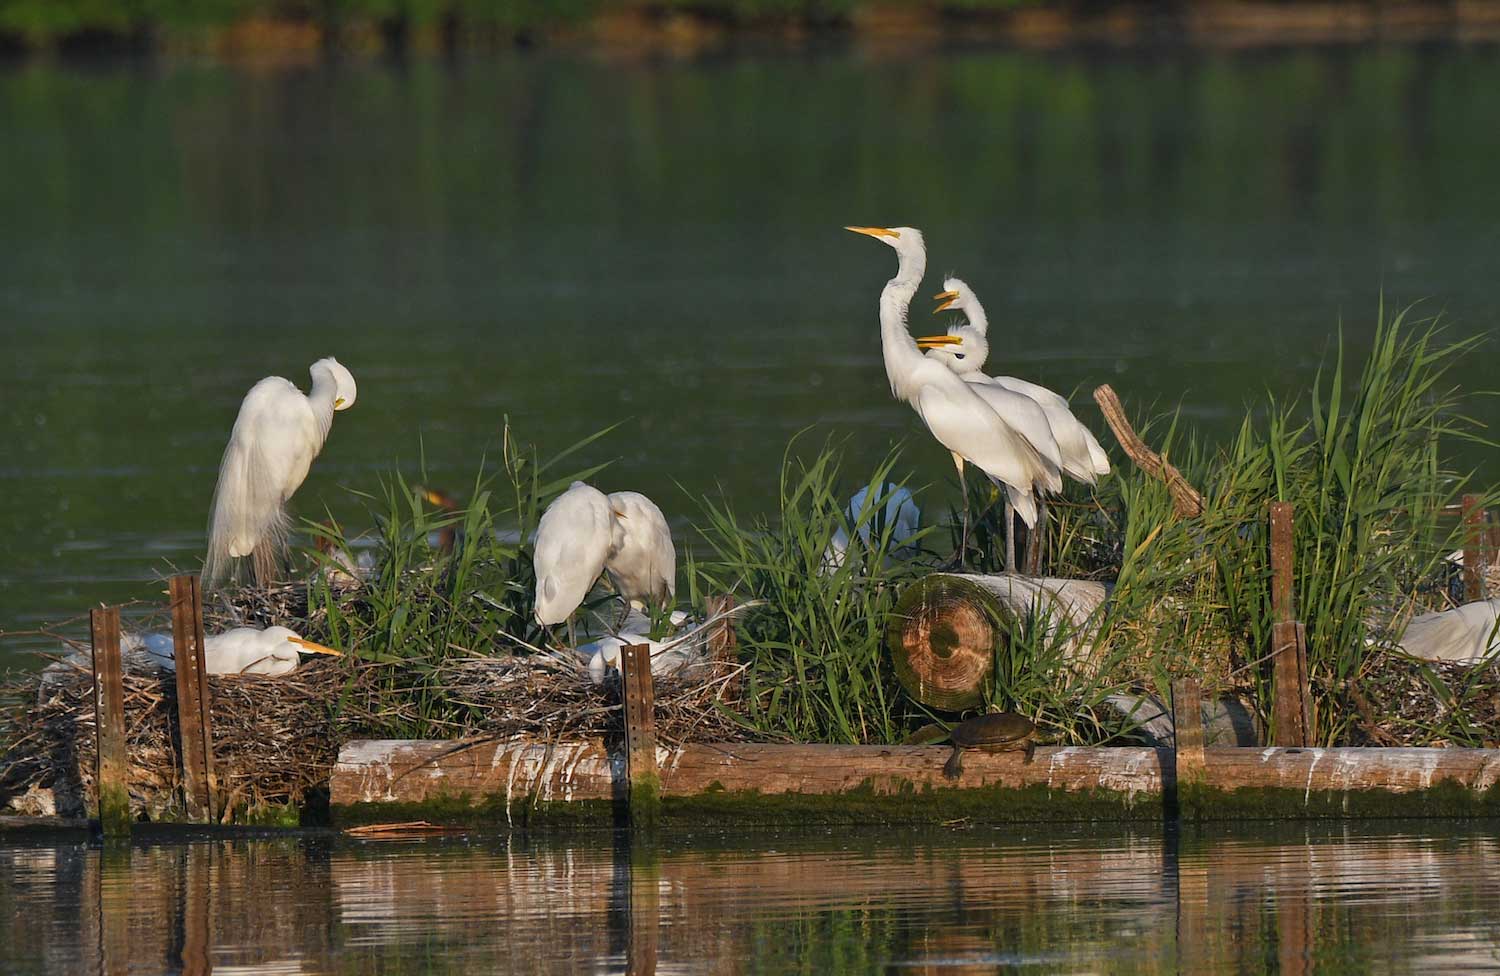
[1171,678,1206,792]
[90,607,131,838]
[1462,493,1485,603]
[1269,503,1312,747]
[704,594,738,661]
[170,575,218,823]
[620,643,659,829]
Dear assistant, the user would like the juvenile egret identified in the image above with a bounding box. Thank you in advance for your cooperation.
[205,358,358,587]
[825,483,922,570]
[925,277,1110,483]
[845,226,1060,568]
[533,482,677,635]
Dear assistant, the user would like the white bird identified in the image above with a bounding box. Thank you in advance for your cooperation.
[845,226,1061,569]
[205,358,358,587]
[825,483,922,570]
[925,277,1110,484]
[533,482,677,635]
[1398,599,1500,665]
[42,626,341,686]
[579,612,698,685]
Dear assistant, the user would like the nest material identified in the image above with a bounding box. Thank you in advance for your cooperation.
[2,650,750,821]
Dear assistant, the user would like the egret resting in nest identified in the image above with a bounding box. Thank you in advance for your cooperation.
[845,226,1060,569]
[921,276,1109,564]
[533,481,676,642]
[205,358,357,587]
[44,626,341,686]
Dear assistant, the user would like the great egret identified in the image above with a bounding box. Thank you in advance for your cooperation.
[825,483,921,570]
[579,611,698,685]
[45,626,341,683]
[845,226,1060,568]
[925,277,1110,484]
[533,482,677,637]
[921,277,1109,567]
[205,358,358,587]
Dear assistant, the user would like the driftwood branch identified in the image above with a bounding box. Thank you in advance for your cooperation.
[1092,384,1204,518]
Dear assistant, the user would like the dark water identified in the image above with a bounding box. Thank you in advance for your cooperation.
[3,45,1500,661]
[3,823,1500,973]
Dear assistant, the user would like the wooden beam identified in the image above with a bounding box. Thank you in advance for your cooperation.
[1462,493,1485,602]
[1269,502,1295,624]
[89,606,131,838]
[621,642,659,827]
[1171,678,1206,788]
[170,575,218,823]
[1092,384,1203,518]
[331,739,1167,808]
[1269,503,1312,747]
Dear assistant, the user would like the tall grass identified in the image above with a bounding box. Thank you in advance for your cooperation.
[691,436,933,744]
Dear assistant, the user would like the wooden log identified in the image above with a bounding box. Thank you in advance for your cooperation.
[89,606,131,838]
[887,573,1109,709]
[330,739,1167,808]
[1171,679,1206,787]
[621,642,659,827]
[1092,384,1203,518]
[1462,493,1485,602]
[170,575,218,823]
[1201,746,1500,794]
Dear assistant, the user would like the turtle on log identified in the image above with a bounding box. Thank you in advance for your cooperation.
[942,712,1036,780]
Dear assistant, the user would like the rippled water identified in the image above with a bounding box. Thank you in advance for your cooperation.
[3,44,1500,662]
[3,823,1500,973]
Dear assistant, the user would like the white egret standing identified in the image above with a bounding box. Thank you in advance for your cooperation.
[920,277,1109,566]
[532,481,677,641]
[205,358,357,587]
[845,226,1060,568]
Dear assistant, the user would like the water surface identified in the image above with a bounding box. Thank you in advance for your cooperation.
[3,44,1500,661]
[3,822,1500,973]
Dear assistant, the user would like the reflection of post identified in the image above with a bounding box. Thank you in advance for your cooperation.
[178,844,213,976]
[1170,830,1208,972]
[1277,887,1313,976]
[627,842,660,976]
[98,844,132,976]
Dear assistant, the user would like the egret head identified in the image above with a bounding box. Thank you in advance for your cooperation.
[263,626,343,663]
[930,276,988,336]
[312,357,358,411]
[916,324,988,376]
[846,224,924,253]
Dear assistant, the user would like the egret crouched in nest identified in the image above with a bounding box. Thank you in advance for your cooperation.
[579,611,699,686]
[845,226,1060,571]
[205,357,358,588]
[532,481,676,644]
[45,626,341,685]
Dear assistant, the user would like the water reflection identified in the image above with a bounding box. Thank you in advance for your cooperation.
[4,824,1500,973]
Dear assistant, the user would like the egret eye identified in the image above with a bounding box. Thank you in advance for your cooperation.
[954,353,966,361]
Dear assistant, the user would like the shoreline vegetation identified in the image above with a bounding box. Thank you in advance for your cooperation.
[3,1,1500,59]
[4,307,1500,824]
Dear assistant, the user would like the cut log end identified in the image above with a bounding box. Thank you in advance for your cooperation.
[887,575,999,711]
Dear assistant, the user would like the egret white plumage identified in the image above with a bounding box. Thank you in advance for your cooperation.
[925,277,1110,483]
[205,358,357,587]
[532,482,677,638]
[45,626,341,684]
[825,483,922,570]
[845,226,1060,569]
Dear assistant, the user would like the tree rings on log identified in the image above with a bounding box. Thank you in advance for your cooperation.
[887,574,1110,710]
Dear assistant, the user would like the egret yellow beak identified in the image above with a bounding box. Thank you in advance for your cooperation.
[288,637,342,657]
[334,397,346,408]
[932,290,960,313]
[844,226,901,239]
[612,509,627,519]
[421,489,445,507]
[916,335,964,350]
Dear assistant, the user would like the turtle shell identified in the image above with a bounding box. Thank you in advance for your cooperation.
[950,712,1034,749]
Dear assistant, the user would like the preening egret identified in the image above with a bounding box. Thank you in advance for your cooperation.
[825,483,922,570]
[845,226,1060,568]
[533,482,677,636]
[920,276,1108,567]
[205,358,358,587]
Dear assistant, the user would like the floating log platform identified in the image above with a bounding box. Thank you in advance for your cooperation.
[329,738,1500,827]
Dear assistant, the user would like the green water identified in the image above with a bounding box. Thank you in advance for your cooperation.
[3,45,1500,662]
[3,823,1500,973]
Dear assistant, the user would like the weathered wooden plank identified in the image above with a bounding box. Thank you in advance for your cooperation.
[330,739,1168,808]
[170,575,218,823]
[1269,501,1296,623]
[1203,746,1500,794]
[90,606,131,838]
[1171,678,1206,787]
[1268,503,1312,747]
